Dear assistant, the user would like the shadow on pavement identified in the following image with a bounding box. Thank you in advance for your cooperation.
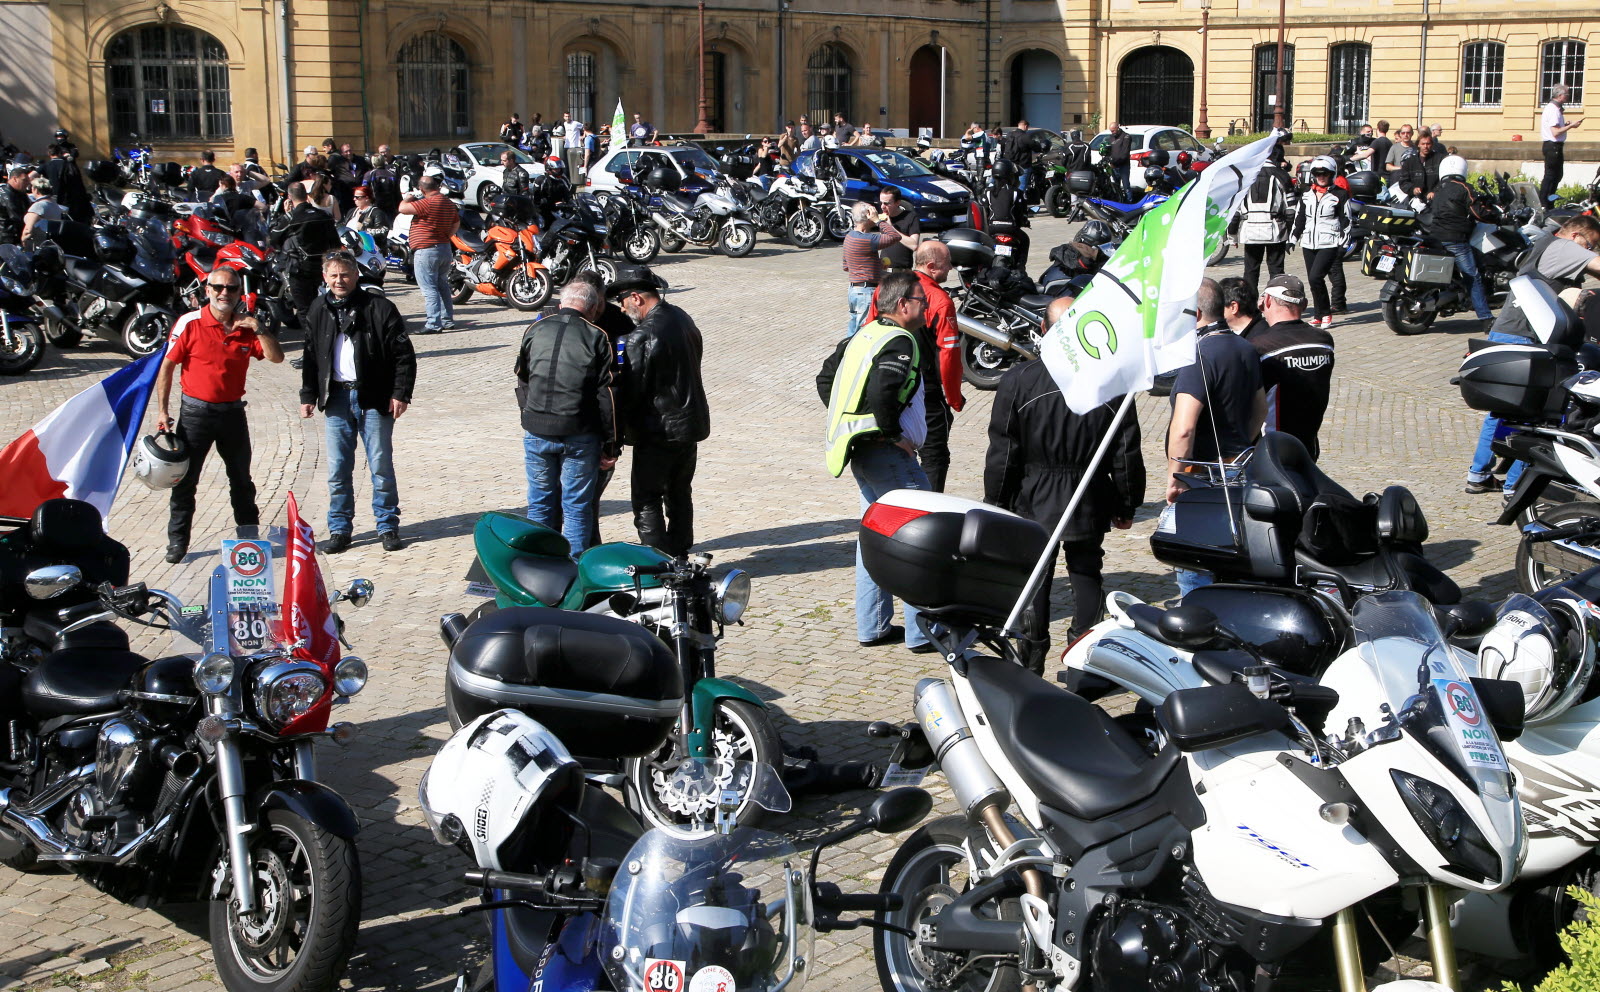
[719,538,855,578]
[697,518,857,552]
[415,343,511,360]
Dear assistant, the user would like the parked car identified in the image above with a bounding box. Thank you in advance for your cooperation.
[793,147,974,231]
[1087,125,1216,170]
[586,143,727,194]
[446,141,545,209]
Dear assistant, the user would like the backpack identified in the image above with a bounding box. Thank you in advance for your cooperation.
[1238,167,1291,245]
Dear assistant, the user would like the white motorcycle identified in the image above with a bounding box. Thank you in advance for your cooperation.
[860,490,1520,992]
[638,171,757,257]
[743,171,827,248]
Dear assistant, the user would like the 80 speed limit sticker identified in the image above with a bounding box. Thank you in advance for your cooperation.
[642,959,686,992]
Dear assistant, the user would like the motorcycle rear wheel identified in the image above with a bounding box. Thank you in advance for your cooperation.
[449,271,474,304]
[1382,297,1437,335]
[874,815,1022,992]
[122,310,170,358]
[718,223,755,258]
[1205,238,1230,267]
[660,232,688,254]
[786,209,826,248]
[623,698,783,840]
[210,809,360,992]
[506,268,553,311]
[42,315,83,348]
[1515,502,1600,594]
[0,322,45,375]
[1044,184,1070,218]
[961,333,1018,391]
[623,225,661,263]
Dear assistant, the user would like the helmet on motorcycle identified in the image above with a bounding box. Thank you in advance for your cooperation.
[1176,150,1193,171]
[422,164,445,179]
[1076,219,1116,248]
[92,227,134,265]
[990,159,1018,184]
[133,428,189,490]
[1143,166,1167,187]
[1146,148,1170,167]
[418,709,585,871]
[1439,155,1469,180]
[1478,592,1596,723]
[1310,155,1339,176]
[642,165,677,191]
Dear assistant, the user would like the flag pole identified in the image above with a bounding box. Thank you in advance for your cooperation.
[1001,389,1139,638]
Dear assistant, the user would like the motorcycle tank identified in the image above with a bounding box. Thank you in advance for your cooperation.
[1179,585,1344,676]
[446,606,683,758]
[572,542,674,605]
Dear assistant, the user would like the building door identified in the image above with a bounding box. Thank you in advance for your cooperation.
[1008,50,1061,131]
[1117,47,1194,128]
[908,45,945,137]
[1328,43,1370,134]
[1255,45,1294,132]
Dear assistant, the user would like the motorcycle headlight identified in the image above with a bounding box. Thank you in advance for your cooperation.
[0,272,28,296]
[1391,770,1502,883]
[253,660,329,729]
[333,655,368,696]
[204,230,232,246]
[713,569,752,625]
[194,653,235,695]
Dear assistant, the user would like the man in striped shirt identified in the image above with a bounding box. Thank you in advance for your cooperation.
[842,200,902,337]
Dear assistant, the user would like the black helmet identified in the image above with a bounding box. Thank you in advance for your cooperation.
[84,160,119,184]
[990,159,1018,183]
[53,128,68,142]
[1076,220,1115,246]
[1144,166,1168,187]
[605,263,670,298]
[642,165,677,191]
[1146,148,1170,167]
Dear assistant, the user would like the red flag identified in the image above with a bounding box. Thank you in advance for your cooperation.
[279,491,340,734]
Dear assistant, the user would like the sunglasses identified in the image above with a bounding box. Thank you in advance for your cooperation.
[206,282,241,293]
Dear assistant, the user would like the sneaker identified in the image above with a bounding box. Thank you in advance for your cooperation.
[1319,315,1334,329]
[380,530,404,552]
[418,326,441,335]
[441,320,456,331]
[321,532,352,554]
[1464,477,1503,495]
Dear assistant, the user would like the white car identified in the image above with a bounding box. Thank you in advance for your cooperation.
[445,141,544,209]
[586,143,726,194]
[1087,125,1218,169]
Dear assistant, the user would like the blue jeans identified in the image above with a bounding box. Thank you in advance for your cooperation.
[524,432,600,556]
[846,284,875,338]
[413,243,454,330]
[1113,162,1131,200]
[324,385,399,536]
[1468,330,1529,486]
[851,441,930,648]
[1176,568,1213,598]
[1441,241,1493,320]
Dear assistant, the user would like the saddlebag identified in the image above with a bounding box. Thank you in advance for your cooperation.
[1399,244,1455,285]
[1456,343,1578,421]
[446,607,683,759]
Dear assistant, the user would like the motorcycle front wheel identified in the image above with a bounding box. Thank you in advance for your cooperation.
[1515,502,1600,594]
[718,223,756,258]
[623,698,783,839]
[960,333,1018,391]
[210,809,360,992]
[506,268,553,311]
[824,208,851,241]
[0,321,45,375]
[475,181,501,212]
[122,310,170,358]
[1382,297,1436,335]
[623,225,661,263]
[1205,238,1230,267]
[874,815,1022,992]
[786,208,826,248]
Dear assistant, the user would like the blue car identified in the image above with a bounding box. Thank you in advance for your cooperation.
[794,148,974,231]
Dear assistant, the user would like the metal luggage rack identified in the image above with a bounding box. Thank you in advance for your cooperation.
[1173,447,1254,486]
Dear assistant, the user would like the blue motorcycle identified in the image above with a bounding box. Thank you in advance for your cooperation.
[1077,187,1231,267]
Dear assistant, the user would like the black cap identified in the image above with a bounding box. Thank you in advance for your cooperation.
[605,264,669,299]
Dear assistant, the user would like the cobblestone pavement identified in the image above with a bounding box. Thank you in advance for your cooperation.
[0,216,1526,991]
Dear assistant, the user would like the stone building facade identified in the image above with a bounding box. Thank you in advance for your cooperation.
[0,0,1591,164]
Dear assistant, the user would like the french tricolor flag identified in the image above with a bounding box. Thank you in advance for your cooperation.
[0,350,165,519]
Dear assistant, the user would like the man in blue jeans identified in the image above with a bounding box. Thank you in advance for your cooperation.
[298,253,416,551]
[1429,156,1495,332]
[514,280,618,555]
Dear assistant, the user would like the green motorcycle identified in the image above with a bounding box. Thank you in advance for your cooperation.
[449,511,781,837]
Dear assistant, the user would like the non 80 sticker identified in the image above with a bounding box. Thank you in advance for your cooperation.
[1434,678,1508,771]
[642,959,685,992]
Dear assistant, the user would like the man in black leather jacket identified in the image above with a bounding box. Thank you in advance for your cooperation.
[499,149,531,200]
[1394,131,1445,200]
[608,266,709,556]
[270,183,342,320]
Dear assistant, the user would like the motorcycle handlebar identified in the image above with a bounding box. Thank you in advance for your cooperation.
[464,869,546,893]
[625,562,676,577]
[1527,519,1600,544]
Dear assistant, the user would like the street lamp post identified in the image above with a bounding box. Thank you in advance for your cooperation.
[1196,0,1212,139]
[695,0,713,134]
[1273,0,1286,130]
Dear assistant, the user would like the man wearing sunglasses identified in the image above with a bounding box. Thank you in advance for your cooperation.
[155,266,283,563]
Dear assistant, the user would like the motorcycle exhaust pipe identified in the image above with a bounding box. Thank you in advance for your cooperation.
[1523,521,1600,573]
[439,612,469,649]
[956,313,1039,361]
[915,678,1007,815]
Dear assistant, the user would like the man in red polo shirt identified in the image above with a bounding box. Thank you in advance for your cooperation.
[399,173,460,333]
[154,265,284,562]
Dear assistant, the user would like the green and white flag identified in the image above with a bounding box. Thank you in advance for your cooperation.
[611,99,627,141]
[1041,132,1281,414]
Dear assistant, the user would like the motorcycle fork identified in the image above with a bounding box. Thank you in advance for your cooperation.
[1329,886,1460,992]
[213,729,259,914]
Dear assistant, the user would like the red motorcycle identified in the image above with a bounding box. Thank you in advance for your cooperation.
[171,204,280,326]
[449,194,552,311]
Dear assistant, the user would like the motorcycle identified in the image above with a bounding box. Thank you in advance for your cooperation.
[441,511,779,836]
[941,227,1050,390]
[1078,186,1232,267]
[1368,172,1533,335]
[337,228,389,297]
[857,489,1522,992]
[0,499,374,992]
[0,244,46,374]
[636,171,757,257]
[34,196,178,358]
[170,204,281,327]
[444,195,552,311]
[598,189,662,264]
[535,193,621,289]
[744,169,827,248]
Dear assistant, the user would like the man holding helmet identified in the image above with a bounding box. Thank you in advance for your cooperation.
[154,265,284,563]
[1428,155,1496,329]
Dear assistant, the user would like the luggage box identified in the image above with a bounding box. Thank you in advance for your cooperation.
[1344,171,1381,199]
[1361,238,1402,279]
[1456,344,1578,422]
[859,491,1047,626]
[941,228,996,271]
[446,607,683,758]
[1400,245,1455,285]
[1066,170,1096,195]
[1353,203,1418,235]
[1150,482,1298,583]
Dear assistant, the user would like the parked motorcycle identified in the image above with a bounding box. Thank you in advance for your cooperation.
[443,196,552,310]
[636,167,757,257]
[171,204,280,328]
[0,244,46,374]
[1077,185,1231,267]
[535,193,621,289]
[0,499,374,992]
[744,169,827,248]
[941,227,1049,390]
[34,197,178,357]
[441,512,777,835]
[858,489,1521,992]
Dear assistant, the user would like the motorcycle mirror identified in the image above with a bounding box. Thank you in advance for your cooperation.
[25,564,82,600]
[337,577,375,609]
[864,787,933,834]
[1439,599,1497,639]
[1156,605,1222,650]
[1469,677,1526,742]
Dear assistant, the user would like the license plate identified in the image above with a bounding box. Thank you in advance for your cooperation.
[1376,254,1396,273]
[995,244,1013,257]
[880,763,929,788]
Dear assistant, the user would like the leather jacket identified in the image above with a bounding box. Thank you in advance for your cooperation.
[297,289,417,412]
[622,301,710,444]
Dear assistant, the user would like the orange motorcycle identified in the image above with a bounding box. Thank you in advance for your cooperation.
[449,194,552,311]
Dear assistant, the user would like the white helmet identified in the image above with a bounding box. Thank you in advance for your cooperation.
[1478,593,1595,723]
[419,709,583,870]
[1310,156,1339,175]
[1439,155,1469,180]
[133,428,189,490]
[422,164,445,179]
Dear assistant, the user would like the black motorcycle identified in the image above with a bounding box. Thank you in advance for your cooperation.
[940,228,1050,390]
[537,193,620,287]
[34,201,178,358]
[0,499,374,992]
[0,244,46,374]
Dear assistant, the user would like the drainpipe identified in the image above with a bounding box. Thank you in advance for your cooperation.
[1416,0,1428,127]
[983,0,992,126]
[776,0,785,131]
[358,0,371,152]
[277,0,294,165]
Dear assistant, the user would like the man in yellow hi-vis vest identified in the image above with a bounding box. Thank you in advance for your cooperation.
[817,271,936,653]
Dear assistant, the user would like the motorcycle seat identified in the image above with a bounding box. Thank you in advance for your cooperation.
[1294,548,1461,605]
[1248,431,1355,516]
[508,554,579,608]
[455,230,486,252]
[22,647,147,718]
[1018,293,1055,311]
[660,192,698,212]
[67,257,102,285]
[966,656,1181,821]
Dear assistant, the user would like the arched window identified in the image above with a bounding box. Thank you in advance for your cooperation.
[397,33,470,139]
[807,43,853,125]
[567,52,596,126]
[1327,43,1371,133]
[1461,41,1505,108]
[106,25,231,141]
[1541,40,1586,107]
